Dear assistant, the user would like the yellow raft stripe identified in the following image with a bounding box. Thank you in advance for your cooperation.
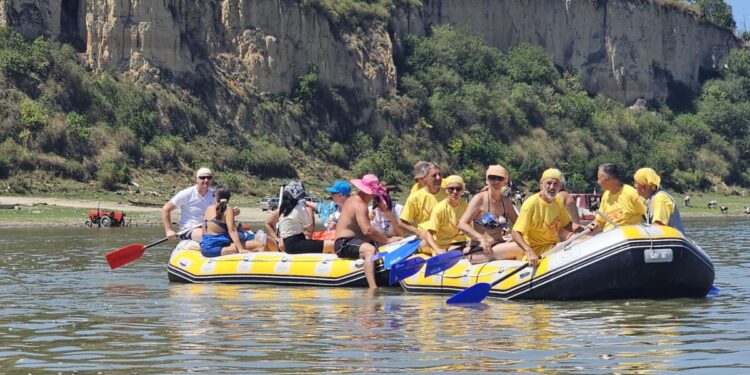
[171,250,362,278]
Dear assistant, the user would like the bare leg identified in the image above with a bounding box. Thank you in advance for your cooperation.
[359,243,377,289]
[322,240,335,254]
[243,239,265,252]
[265,239,280,252]
[468,242,524,263]
[190,228,205,242]
[220,245,241,256]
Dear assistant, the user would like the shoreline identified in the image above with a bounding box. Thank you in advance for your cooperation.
[3,195,750,228]
[0,196,273,228]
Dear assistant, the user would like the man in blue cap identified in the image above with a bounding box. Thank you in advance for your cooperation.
[306,180,351,230]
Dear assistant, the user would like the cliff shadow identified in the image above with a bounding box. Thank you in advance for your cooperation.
[60,0,85,52]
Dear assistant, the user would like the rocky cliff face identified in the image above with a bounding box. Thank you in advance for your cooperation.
[0,0,741,107]
[395,0,741,103]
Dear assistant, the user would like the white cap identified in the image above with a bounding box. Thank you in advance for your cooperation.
[196,167,212,178]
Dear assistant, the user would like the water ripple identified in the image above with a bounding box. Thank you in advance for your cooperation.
[1,221,748,373]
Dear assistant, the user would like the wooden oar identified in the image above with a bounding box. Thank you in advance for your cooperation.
[105,225,200,269]
[447,227,593,304]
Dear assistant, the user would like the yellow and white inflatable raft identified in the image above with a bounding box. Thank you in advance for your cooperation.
[167,240,397,286]
[400,224,715,300]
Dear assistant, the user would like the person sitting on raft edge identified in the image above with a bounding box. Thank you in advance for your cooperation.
[633,167,684,234]
[511,168,585,267]
[335,174,403,289]
[200,185,264,257]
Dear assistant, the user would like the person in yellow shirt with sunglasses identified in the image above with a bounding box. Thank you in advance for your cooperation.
[422,175,470,255]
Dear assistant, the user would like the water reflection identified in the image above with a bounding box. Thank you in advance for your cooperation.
[0,219,749,372]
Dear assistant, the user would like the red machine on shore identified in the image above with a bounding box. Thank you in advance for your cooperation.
[85,210,127,227]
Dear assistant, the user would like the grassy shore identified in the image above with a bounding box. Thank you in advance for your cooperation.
[1,190,749,228]
[0,204,162,227]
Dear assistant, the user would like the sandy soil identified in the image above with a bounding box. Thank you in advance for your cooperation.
[0,196,272,223]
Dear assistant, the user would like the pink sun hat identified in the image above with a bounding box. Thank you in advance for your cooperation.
[350,174,381,195]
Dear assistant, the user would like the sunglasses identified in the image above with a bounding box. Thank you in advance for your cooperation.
[487,175,505,182]
[446,187,463,193]
[198,176,212,180]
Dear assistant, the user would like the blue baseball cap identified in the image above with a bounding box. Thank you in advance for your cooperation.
[325,180,351,196]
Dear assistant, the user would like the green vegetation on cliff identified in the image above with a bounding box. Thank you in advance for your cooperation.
[1,15,750,198]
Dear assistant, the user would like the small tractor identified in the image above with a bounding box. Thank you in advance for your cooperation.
[85,210,127,227]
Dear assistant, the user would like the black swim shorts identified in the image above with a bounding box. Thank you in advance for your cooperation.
[334,237,374,259]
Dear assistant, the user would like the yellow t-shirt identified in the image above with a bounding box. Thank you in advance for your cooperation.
[400,187,447,230]
[596,184,646,231]
[410,182,422,195]
[513,193,571,255]
[424,199,469,248]
[651,191,675,225]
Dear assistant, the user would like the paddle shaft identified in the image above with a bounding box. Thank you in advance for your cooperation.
[106,224,201,269]
[595,209,618,228]
[147,224,198,248]
[447,226,594,303]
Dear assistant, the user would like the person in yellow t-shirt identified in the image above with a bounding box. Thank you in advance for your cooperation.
[591,163,646,232]
[511,168,577,267]
[633,167,685,233]
[423,175,469,255]
[399,162,446,241]
[409,160,429,195]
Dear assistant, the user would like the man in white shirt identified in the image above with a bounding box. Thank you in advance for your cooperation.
[161,167,216,241]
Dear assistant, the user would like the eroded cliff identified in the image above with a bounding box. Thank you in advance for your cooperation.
[0,0,741,111]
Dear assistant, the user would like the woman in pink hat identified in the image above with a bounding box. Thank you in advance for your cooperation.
[458,165,525,263]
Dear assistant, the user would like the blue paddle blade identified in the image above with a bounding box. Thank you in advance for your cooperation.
[446,282,492,304]
[707,285,720,297]
[389,257,426,285]
[424,249,464,277]
[371,251,385,263]
[383,240,421,269]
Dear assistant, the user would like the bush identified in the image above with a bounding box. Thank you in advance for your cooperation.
[64,160,85,181]
[501,43,558,85]
[0,139,34,171]
[19,98,46,131]
[352,134,409,184]
[220,171,244,194]
[97,161,131,190]
[91,74,158,141]
[33,153,68,176]
[241,139,295,177]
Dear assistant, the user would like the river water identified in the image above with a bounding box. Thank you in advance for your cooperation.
[0,218,748,374]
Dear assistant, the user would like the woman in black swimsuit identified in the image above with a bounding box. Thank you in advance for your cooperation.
[458,165,525,263]
[200,185,264,257]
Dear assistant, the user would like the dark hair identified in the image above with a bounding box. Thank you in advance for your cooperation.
[280,190,298,217]
[598,163,622,181]
[214,185,231,220]
[372,191,393,211]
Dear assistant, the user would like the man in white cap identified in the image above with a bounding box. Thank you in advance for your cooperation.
[162,167,220,241]
[335,174,402,289]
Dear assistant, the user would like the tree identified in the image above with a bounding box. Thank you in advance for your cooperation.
[693,0,736,30]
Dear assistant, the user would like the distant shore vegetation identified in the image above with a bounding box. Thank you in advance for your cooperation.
[1,5,750,197]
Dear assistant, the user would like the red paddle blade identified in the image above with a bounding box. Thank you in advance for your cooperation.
[106,244,147,269]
